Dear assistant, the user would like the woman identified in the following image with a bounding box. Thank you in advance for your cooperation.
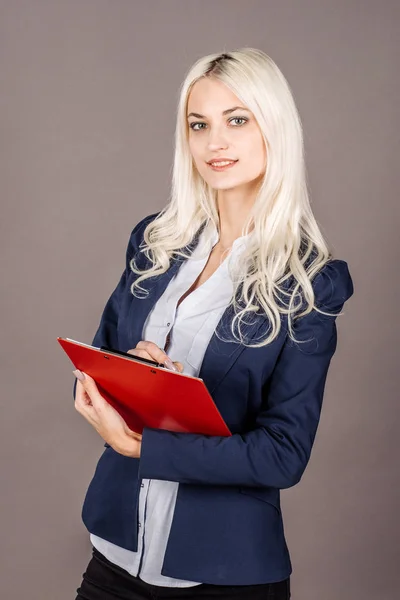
[73,48,354,599]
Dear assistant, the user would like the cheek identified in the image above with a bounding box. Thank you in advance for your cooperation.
[245,134,266,170]
[189,137,202,159]
[189,140,206,171]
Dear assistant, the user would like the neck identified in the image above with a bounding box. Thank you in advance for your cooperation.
[215,182,259,247]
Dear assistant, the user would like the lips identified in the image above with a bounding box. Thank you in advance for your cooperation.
[207,159,238,172]
[207,158,237,165]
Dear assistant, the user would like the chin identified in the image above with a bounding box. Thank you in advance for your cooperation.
[207,178,252,191]
[212,184,240,191]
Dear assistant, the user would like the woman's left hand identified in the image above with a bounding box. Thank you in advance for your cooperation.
[73,371,142,458]
[127,340,184,373]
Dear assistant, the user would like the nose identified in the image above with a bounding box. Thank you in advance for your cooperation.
[206,124,229,151]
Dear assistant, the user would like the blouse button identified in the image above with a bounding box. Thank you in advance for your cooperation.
[166,322,171,327]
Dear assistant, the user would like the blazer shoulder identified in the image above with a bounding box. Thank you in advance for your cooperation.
[312,259,354,312]
[126,211,161,259]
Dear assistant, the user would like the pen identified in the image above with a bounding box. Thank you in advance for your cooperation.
[100,345,180,372]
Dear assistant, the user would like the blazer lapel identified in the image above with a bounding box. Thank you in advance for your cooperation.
[128,223,208,347]
[198,297,269,395]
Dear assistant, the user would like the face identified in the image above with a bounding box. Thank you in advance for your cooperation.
[186,77,266,193]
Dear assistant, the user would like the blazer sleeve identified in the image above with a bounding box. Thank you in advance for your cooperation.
[138,259,354,490]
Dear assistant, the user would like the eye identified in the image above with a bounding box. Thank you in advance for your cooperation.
[189,122,206,131]
[229,117,248,126]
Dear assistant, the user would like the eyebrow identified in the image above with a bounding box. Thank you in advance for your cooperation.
[187,106,251,119]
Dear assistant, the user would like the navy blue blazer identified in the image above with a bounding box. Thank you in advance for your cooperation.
[80,212,354,585]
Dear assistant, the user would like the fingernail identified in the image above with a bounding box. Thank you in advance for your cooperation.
[164,357,178,372]
[73,369,86,381]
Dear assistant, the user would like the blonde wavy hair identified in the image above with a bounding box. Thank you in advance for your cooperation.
[130,47,339,348]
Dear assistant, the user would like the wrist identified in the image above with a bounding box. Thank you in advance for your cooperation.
[112,434,141,458]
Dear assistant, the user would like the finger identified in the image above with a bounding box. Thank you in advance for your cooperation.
[127,348,154,361]
[73,371,104,410]
[136,340,169,364]
[74,380,92,409]
[173,361,184,373]
[129,346,178,372]
[135,341,180,372]
[75,401,97,426]
[74,392,97,423]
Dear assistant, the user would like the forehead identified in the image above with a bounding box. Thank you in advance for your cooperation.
[187,77,244,113]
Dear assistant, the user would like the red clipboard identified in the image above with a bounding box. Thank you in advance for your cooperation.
[58,337,231,437]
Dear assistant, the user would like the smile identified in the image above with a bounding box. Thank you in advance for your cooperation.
[207,160,238,171]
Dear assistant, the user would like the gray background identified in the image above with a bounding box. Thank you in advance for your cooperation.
[1,1,398,599]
